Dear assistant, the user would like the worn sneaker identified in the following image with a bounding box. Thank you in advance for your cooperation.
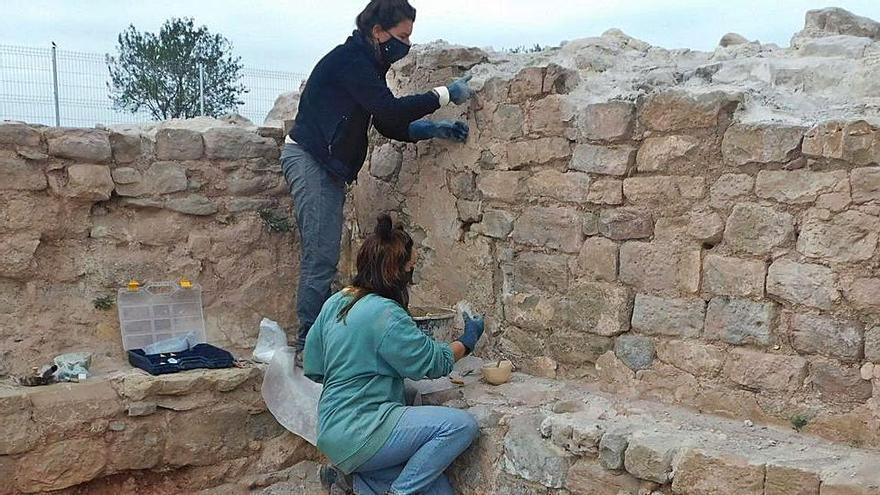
[319,464,353,494]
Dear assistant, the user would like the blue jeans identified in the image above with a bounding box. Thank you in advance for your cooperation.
[280,143,346,349]
[353,406,479,495]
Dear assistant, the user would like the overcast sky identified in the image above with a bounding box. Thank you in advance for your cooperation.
[3,1,880,74]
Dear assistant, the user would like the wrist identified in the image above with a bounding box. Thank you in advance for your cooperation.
[433,86,450,106]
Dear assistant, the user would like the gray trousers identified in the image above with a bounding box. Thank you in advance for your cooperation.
[280,143,346,349]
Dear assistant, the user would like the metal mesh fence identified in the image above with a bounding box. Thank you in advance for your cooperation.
[0,44,306,127]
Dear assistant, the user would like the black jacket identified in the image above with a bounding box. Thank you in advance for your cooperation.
[290,31,440,183]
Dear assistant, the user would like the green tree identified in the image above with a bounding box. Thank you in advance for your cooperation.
[106,18,246,120]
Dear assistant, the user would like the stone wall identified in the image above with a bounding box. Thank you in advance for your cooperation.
[351,9,880,448]
[0,119,299,376]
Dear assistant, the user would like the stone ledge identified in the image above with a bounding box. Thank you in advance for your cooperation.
[0,365,316,494]
[424,373,880,495]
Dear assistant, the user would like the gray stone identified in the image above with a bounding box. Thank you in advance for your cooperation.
[570,143,636,176]
[808,359,874,404]
[111,167,140,185]
[614,334,655,371]
[165,195,218,216]
[473,210,514,239]
[636,135,700,172]
[719,32,750,47]
[767,259,839,310]
[145,162,188,195]
[865,327,880,362]
[623,433,678,483]
[639,90,740,132]
[702,254,765,298]
[511,251,569,293]
[448,172,478,201]
[798,35,872,58]
[710,174,754,205]
[631,294,706,339]
[263,90,300,126]
[456,200,482,223]
[492,104,524,140]
[623,176,706,203]
[795,7,880,43]
[503,415,574,489]
[724,203,794,255]
[598,208,653,241]
[526,170,590,203]
[705,297,776,346]
[506,137,571,169]
[687,210,725,244]
[109,131,143,163]
[0,154,46,191]
[0,122,41,147]
[155,128,204,160]
[598,430,629,470]
[370,143,402,180]
[723,348,808,393]
[227,198,274,213]
[789,312,863,362]
[53,164,115,201]
[204,127,279,160]
[127,402,157,417]
[512,206,583,253]
[46,128,112,163]
[477,171,527,203]
[586,178,623,205]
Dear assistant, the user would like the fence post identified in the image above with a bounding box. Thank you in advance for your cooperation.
[50,42,60,126]
[198,63,205,116]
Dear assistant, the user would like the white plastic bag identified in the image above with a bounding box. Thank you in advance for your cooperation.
[261,347,322,445]
[253,318,288,363]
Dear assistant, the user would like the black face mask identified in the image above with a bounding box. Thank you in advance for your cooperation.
[379,35,410,65]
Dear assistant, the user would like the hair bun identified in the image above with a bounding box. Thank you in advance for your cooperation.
[375,214,394,240]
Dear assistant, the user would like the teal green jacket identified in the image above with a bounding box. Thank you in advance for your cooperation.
[303,291,454,473]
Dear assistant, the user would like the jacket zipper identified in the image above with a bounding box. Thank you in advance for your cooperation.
[328,116,349,156]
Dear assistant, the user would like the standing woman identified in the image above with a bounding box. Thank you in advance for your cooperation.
[283,0,474,358]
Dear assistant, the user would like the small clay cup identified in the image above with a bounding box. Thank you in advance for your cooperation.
[481,360,513,385]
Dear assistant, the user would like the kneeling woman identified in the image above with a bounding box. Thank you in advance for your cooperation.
[304,215,485,495]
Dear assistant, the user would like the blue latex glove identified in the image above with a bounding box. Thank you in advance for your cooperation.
[408,120,469,142]
[447,74,473,105]
[456,311,485,354]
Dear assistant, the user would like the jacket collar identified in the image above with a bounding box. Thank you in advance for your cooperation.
[348,30,390,73]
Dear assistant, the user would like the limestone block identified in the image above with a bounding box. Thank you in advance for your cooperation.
[512,206,584,253]
[850,167,880,203]
[722,122,805,165]
[655,340,725,377]
[491,104,524,140]
[503,414,574,488]
[710,173,754,205]
[576,237,618,282]
[553,282,632,337]
[506,137,571,169]
[639,90,740,132]
[598,208,653,240]
[755,169,848,203]
[45,127,112,163]
[702,254,765,298]
[631,294,705,339]
[724,203,794,255]
[623,433,678,483]
[0,122,41,147]
[705,297,776,346]
[788,312,863,362]
[808,359,874,404]
[165,195,218,216]
[579,101,635,142]
[526,170,590,203]
[765,465,821,495]
[865,326,880,362]
[598,430,629,470]
[477,171,527,202]
[0,153,46,191]
[456,199,482,223]
[15,438,107,492]
[204,127,279,160]
[527,95,575,136]
[636,135,700,171]
[109,131,143,164]
[510,251,569,293]
[50,164,114,201]
[587,178,624,205]
[473,209,514,239]
[802,120,880,165]
[619,242,701,294]
[723,348,807,392]
[370,143,402,180]
[672,450,765,495]
[623,176,706,202]
[566,459,641,495]
[509,67,546,101]
[156,128,204,160]
[570,143,636,176]
[797,209,880,263]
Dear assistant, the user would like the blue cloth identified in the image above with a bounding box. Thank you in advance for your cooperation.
[352,406,479,495]
[290,30,441,183]
[280,143,346,349]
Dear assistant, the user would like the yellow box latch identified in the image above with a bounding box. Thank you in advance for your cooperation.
[179,278,193,289]
[127,279,141,292]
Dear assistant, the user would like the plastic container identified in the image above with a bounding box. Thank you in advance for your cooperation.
[117,281,207,351]
[127,343,234,375]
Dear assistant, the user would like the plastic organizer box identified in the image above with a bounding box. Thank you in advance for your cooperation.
[116,280,208,351]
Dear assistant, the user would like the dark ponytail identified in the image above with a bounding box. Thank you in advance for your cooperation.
[356,0,417,37]
[338,214,414,321]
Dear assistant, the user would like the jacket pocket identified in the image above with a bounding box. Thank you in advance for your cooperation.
[327,115,350,156]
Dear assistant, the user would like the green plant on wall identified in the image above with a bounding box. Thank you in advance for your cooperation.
[259,209,292,233]
[93,295,116,311]
[790,413,809,432]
